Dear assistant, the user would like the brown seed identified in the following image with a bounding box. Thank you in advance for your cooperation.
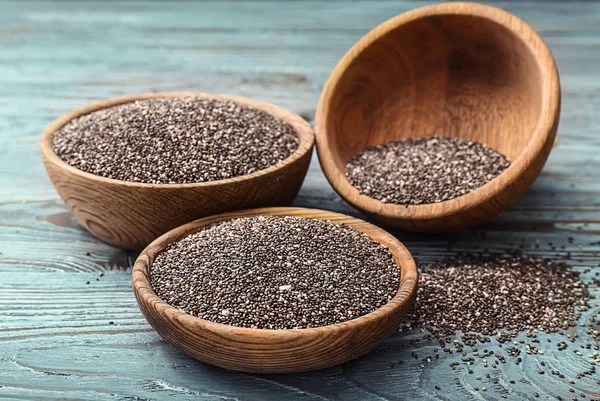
[346,136,510,205]
[53,97,299,184]
[150,216,400,330]
[400,252,590,340]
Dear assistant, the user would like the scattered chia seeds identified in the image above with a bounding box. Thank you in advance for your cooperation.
[150,215,400,329]
[345,136,511,205]
[53,97,299,184]
[397,248,599,399]
[402,253,590,341]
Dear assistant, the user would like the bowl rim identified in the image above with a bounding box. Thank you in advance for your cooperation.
[315,1,561,221]
[132,207,418,339]
[40,92,315,188]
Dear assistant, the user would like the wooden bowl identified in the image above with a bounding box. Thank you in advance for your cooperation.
[40,93,314,250]
[315,2,561,232]
[132,207,418,373]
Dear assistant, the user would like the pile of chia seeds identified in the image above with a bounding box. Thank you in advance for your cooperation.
[402,253,591,342]
[345,136,511,205]
[53,97,299,184]
[150,215,400,329]
[398,251,599,399]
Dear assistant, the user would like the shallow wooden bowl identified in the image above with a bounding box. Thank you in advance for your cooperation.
[40,93,314,250]
[132,207,417,373]
[315,2,561,232]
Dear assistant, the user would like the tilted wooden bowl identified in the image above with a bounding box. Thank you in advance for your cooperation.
[315,2,561,232]
[40,93,314,250]
[132,207,418,373]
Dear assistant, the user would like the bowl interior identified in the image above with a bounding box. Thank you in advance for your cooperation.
[325,12,544,170]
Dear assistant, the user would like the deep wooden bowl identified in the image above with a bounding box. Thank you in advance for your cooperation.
[40,93,314,250]
[132,207,418,373]
[315,2,561,232]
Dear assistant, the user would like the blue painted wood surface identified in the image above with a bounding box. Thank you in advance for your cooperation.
[0,1,599,400]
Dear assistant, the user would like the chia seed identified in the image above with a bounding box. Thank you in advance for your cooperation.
[345,136,510,205]
[53,97,299,184]
[401,252,590,341]
[150,215,400,329]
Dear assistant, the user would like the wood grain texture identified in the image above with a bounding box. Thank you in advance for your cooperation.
[316,2,561,233]
[1,0,599,400]
[132,207,418,373]
[40,93,314,251]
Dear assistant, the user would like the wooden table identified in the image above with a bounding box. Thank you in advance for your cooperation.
[1,1,598,400]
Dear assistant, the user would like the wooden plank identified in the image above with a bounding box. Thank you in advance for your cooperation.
[0,0,598,400]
